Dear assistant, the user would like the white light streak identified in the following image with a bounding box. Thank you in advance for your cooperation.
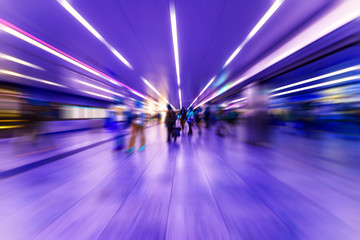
[82,90,114,100]
[223,0,284,68]
[170,2,182,108]
[58,0,133,69]
[0,69,65,88]
[270,65,360,92]
[178,88,182,109]
[188,76,216,109]
[0,53,45,71]
[76,80,123,97]
[270,75,360,97]
[141,77,172,107]
[228,97,246,104]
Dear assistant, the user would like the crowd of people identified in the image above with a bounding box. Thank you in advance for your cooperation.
[116,103,239,154]
[164,105,201,142]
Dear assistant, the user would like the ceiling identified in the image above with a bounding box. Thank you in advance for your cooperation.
[0,0,359,108]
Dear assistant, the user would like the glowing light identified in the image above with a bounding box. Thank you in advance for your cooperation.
[0,120,26,122]
[228,97,246,104]
[196,0,284,107]
[195,0,360,108]
[188,76,216,109]
[218,83,232,95]
[0,53,45,71]
[0,125,24,129]
[270,65,360,92]
[76,80,123,97]
[225,104,237,110]
[199,76,216,96]
[170,2,182,108]
[223,97,247,110]
[0,18,157,104]
[188,97,198,109]
[271,75,360,97]
[178,88,182,109]
[141,77,161,96]
[223,0,284,68]
[170,2,180,86]
[82,90,114,100]
[58,0,133,69]
[0,69,66,88]
[141,77,172,107]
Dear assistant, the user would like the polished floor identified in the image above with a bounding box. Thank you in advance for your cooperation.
[0,125,359,240]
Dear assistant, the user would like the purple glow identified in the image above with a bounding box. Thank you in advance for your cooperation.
[0,18,157,104]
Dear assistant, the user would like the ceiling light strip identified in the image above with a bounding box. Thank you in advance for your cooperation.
[58,0,133,70]
[59,0,168,108]
[223,0,284,68]
[141,77,172,105]
[199,65,360,107]
[188,76,216,108]
[170,2,180,87]
[170,2,182,109]
[194,0,360,108]
[0,18,158,104]
[191,1,283,108]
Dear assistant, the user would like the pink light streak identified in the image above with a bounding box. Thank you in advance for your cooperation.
[0,18,155,103]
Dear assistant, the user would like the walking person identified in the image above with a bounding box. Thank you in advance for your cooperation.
[173,114,181,141]
[180,107,187,131]
[113,104,126,151]
[165,104,176,142]
[126,102,146,153]
[186,107,195,135]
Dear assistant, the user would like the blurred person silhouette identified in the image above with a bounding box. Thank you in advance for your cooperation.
[165,104,176,142]
[157,112,162,124]
[215,106,227,137]
[126,101,146,153]
[186,107,195,135]
[113,104,126,151]
[204,106,210,128]
[180,107,187,131]
[195,107,203,135]
[173,114,182,141]
[114,120,125,151]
